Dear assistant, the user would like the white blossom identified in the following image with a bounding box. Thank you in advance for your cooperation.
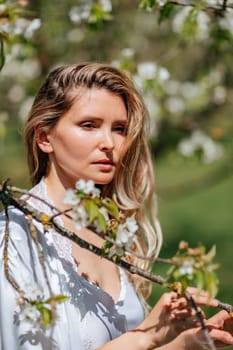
[213,86,227,105]
[121,48,135,58]
[75,179,100,197]
[24,18,41,39]
[69,3,92,24]
[125,217,138,234]
[137,62,157,80]
[63,188,80,206]
[115,216,137,249]
[18,304,41,328]
[8,84,25,103]
[178,130,224,163]
[172,6,191,33]
[165,96,185,114]
[75,179,87,191]
[196,11,211,40]
[108,245,124,258]
[205,0,221,4]
[13,18,29,35]
[0,4,7,12]
[157,67,170,82]
[180,82,199,99]
[100,0,112,12]
[158,0,166,5]
[116,225,131,246]
[178,139,195,157]
[179,260,194,275]
[72,206,89,230]
[24,284,44,301]
[202,139,224,163]
[172,6,210,40]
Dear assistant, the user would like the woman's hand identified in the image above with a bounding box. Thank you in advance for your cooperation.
[98,292,233,350]
[97,307,233,350]
[135,288,220,347]
[205,310,233,348]
[135,291,197,347]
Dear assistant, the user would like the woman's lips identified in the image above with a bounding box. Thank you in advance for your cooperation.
[93,158,114,164]
[92,159,115,170]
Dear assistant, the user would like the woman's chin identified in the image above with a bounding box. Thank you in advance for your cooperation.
[93,175,114,185]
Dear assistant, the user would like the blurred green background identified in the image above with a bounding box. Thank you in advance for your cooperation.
[0,0,232,342]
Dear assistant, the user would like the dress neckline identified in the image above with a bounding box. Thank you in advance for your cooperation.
[29,178,127,306]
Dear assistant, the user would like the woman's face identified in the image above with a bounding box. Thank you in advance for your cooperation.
[39,88,128,188]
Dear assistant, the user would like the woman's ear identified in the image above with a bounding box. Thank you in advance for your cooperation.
[36,128,53,154]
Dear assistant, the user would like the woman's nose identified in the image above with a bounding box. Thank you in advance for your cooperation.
[99,129,114,151]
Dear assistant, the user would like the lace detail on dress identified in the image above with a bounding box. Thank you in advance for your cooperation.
[27,179,77,271]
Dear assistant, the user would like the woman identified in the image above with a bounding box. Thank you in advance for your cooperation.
[0,63,232,350]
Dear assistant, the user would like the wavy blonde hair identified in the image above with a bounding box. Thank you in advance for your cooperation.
[23,62,163,310]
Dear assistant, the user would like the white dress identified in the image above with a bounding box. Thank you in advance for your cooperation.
[0,180,144,350]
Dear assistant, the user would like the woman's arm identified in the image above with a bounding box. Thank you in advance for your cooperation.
[97,318,233,350]
[97,296,233,350]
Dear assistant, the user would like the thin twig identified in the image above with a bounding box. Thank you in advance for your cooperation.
[168,1,233,11]
[185,290,217,350]
[3,206,24,295]
[216,300,233,314]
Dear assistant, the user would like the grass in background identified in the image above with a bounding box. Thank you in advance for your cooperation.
[149,152,233,348]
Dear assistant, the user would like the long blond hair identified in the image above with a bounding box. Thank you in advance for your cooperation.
[23,62,162,308]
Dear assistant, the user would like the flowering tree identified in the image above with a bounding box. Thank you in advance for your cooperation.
[0,1,232,190]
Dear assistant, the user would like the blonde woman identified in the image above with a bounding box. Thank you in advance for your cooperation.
[0,63,232,350]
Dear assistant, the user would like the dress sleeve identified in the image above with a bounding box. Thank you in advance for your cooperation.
[0,209,55,350]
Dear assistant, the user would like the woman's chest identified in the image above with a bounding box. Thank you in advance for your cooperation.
[72,241,121,303]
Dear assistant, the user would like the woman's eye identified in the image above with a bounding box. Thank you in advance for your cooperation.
[113,125,127,135]
[80,122,96,129]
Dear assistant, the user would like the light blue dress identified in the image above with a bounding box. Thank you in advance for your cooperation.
[0,180,144,350]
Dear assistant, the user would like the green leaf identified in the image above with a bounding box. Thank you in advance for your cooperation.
[158,3,174,24]
[88,4,113,29]
[85,199,100,223]
[39,306,52,328]
[182,8,199,40]
[179,276,189,293]
[195,270,205,292]
[139,0,157,11]
[205,271,219,298]
[102,198,119,220]
[210,27,233,48]
[96,212,107,233]
[205,245,216,263]
[45,294,68,304]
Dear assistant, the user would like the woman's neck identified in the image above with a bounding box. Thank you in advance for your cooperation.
[44,172,74,211]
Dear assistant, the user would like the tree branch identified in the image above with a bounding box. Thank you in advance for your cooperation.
[0,181,232,314]
[168,1,233,11]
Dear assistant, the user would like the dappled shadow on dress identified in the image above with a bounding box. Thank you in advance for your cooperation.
[10,218,127,349]
[48,237,127,338]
